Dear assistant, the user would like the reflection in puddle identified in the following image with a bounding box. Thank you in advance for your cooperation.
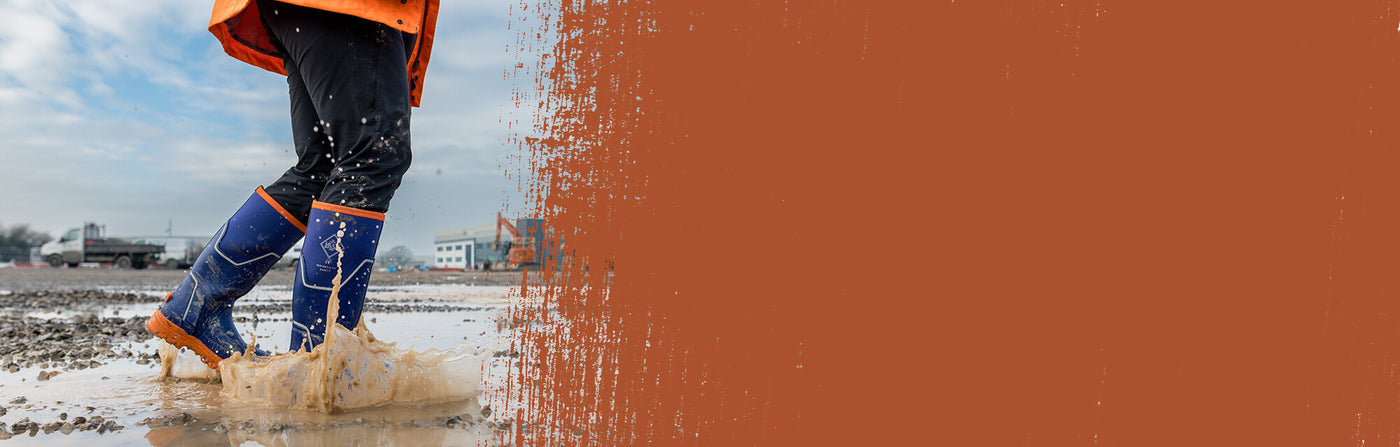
[141,398,496,447]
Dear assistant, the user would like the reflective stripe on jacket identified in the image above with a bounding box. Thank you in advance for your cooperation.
[209,0,440,107]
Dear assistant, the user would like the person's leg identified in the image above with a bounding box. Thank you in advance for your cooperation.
[146,3,342,369]
[259,0,412,213]
[259,1,412,350]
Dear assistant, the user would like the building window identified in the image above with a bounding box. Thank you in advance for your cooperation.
[455,245,463,251]
[437,246,442,252]
[456,257,463,262]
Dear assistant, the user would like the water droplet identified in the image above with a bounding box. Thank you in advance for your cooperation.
[361,117,367,124]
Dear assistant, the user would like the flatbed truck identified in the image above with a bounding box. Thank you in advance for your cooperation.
[40,223,164,269]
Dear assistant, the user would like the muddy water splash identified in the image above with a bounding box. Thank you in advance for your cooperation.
[164,222,487,412]
[159,340,220,381]
[218,322,485,412]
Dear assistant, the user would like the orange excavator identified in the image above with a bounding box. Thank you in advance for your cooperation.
[495,212,536,267]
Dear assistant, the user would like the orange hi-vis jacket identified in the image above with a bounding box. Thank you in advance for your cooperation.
[209,0,440,107]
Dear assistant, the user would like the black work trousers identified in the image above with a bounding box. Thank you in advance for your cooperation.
[257,0,415,223]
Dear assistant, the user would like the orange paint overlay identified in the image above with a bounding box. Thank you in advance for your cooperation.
[504,0,1400,445]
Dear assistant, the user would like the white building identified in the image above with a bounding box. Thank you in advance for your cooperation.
[434,224,510,270]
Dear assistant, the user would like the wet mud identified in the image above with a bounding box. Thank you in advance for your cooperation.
[0,292,158,371]
[0,271,520,446]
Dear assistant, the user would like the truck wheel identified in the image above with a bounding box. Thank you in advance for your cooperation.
[46,255,63,268]
[113,255,133,269]
[166,259,180,270]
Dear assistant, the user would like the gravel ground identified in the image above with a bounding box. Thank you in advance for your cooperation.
[0,291,156,438]
[0,291,157,369]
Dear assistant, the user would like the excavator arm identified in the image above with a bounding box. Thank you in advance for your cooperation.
[496,212,521,247]
[495,212,535,267]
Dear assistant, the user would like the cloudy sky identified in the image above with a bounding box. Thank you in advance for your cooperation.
[0,0,541,257]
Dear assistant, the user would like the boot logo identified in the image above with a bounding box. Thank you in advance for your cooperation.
[318,235,339,262]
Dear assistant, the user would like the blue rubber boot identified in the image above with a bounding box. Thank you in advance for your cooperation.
[290,201,384,352]
[146,187,305,370]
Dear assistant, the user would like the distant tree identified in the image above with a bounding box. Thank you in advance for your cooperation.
[0,223,53,262]
[378,245,414,268]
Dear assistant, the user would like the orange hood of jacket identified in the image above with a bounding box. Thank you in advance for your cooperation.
[209,0,439,107]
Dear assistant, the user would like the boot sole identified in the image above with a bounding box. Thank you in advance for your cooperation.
[146,310,224,372]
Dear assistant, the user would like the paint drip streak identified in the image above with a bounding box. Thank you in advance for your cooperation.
[505,0,653,443]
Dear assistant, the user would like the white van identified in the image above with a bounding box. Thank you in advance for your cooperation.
[130,236,209,269]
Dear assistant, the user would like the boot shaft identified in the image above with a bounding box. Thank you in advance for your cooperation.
[163,187,305,329]
[291,201,385,351]
[154,187,304,363]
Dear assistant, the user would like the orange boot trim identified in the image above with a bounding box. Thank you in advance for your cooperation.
[145,310,224,372]
[312,201,386,221]
[256,186,308,233]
